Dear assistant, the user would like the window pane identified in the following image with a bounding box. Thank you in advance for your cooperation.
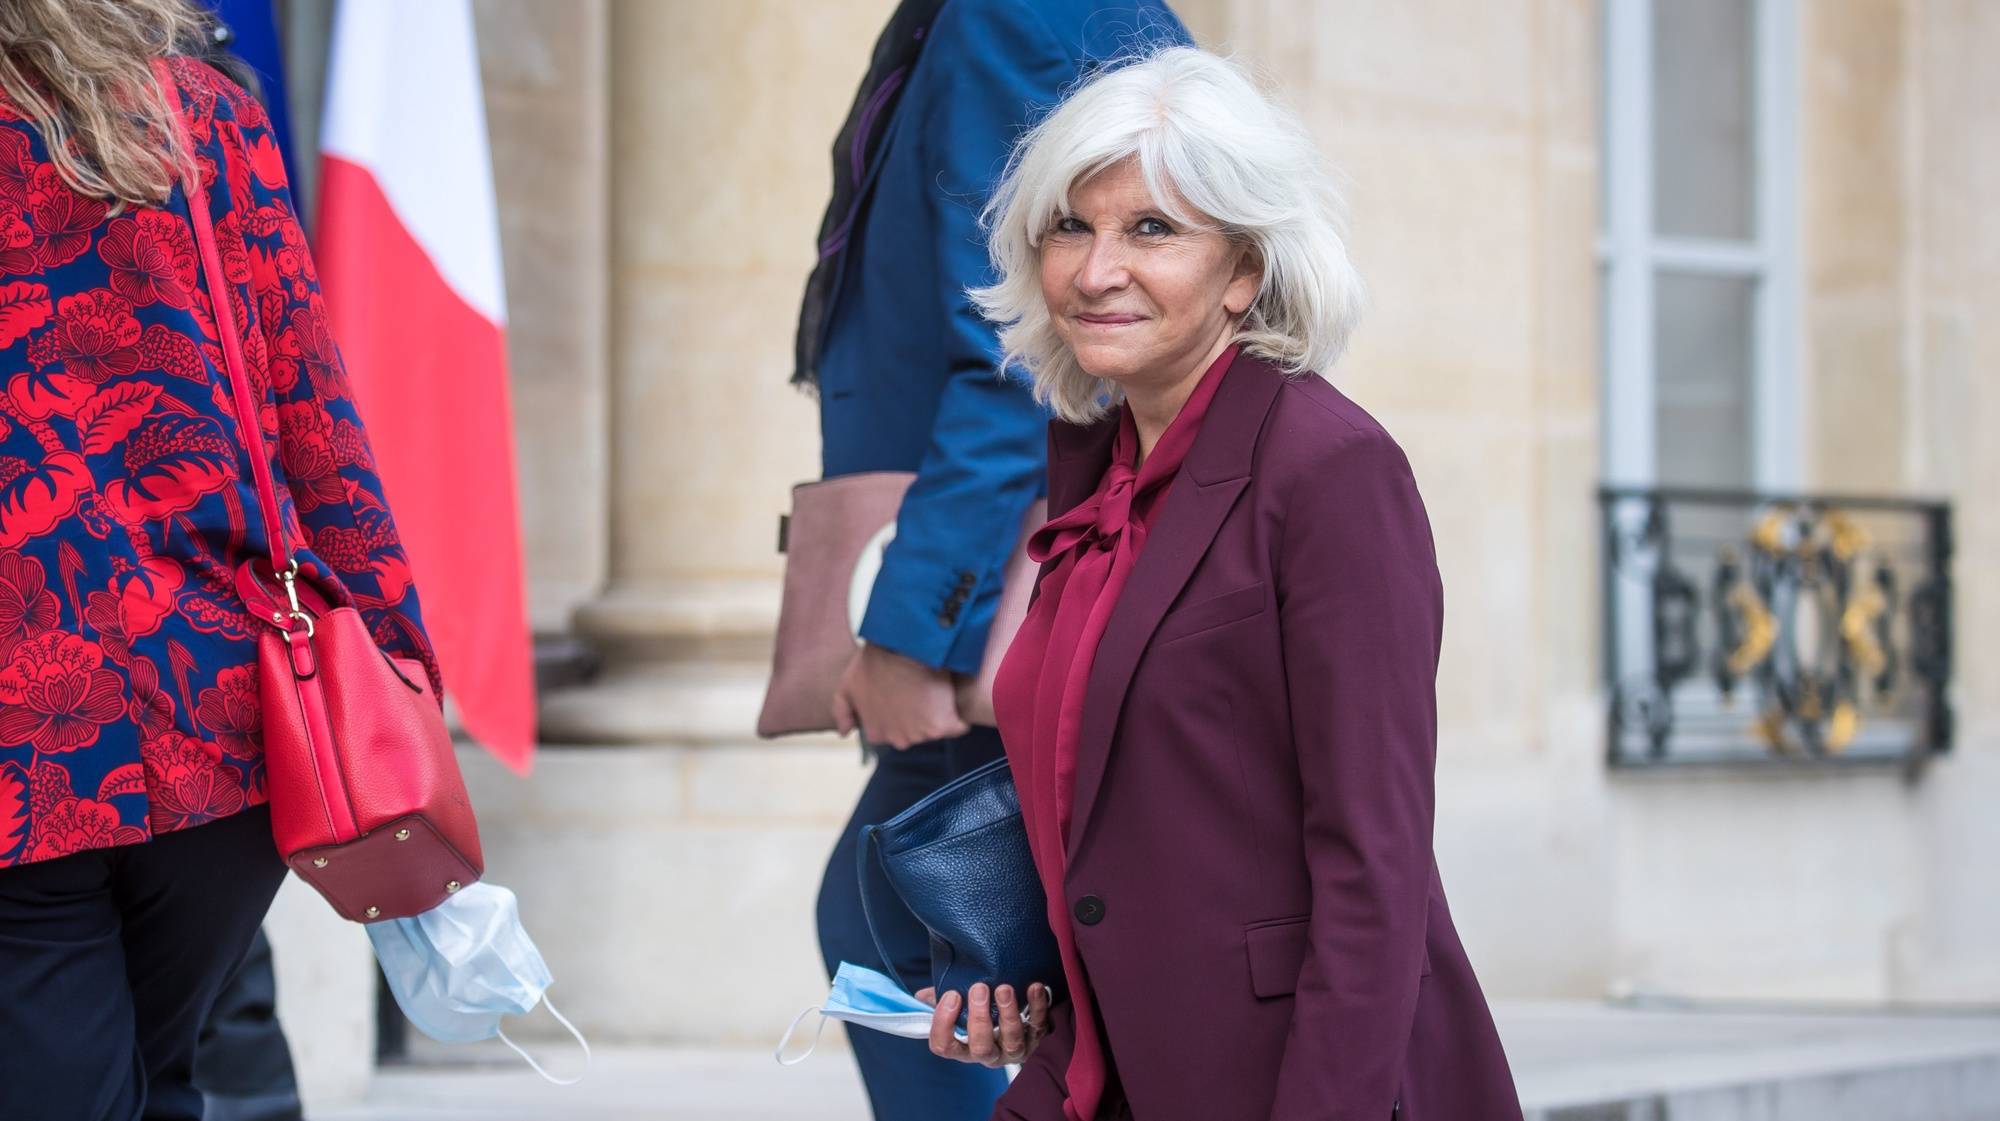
[1652,0,1755,240]
[1654,273,1755,488]
[1598,0,1610,236]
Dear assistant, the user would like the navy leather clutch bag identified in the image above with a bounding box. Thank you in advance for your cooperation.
[858,757,1066,1025]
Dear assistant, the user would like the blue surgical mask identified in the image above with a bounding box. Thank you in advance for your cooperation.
[367,882,590,1085]
[778,962,1019,1065]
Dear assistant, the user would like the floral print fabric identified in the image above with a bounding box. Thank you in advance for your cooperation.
[0,58,435,868]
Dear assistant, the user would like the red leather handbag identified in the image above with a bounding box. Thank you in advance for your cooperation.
[162,62,483,922]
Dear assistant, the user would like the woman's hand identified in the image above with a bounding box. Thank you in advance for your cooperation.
[833,643,971,750]
[917,982,1052,1067]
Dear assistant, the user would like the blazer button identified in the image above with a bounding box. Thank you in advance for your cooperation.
[1073,895,1106,926]
[958,571,977,588]
[937,612,955,628]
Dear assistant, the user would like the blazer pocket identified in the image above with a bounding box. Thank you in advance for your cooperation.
[1244,916,1310,998]
[1153,582,1267,648]
[1243,917,1432,1000]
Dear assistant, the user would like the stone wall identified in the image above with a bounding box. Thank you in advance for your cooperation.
[1191,0,1618,999]
[1900,0,2000,1004]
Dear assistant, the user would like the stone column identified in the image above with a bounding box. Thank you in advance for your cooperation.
[484,0,899,1043]
[536,0,869,744]
[476,0,613,636]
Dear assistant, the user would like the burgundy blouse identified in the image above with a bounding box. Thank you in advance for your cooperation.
[992,345,1237,1120]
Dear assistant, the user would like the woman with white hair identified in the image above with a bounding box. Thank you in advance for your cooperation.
[920,47,1522,1120]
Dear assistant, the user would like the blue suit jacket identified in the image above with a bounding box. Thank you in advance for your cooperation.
[815,0,1188,673]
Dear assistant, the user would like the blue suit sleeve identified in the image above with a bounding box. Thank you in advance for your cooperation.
[854,0,1067,673]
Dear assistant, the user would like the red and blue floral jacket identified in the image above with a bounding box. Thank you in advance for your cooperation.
[0,58,436,868]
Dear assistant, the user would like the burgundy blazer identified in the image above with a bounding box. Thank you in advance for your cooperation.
[995,353,1522,1121]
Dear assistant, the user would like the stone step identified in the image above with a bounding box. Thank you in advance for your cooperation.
[1510,1001,2000,1121]
[316,1002,2000,1121]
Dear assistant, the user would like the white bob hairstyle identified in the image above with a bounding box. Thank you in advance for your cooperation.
[972,47,1365,424]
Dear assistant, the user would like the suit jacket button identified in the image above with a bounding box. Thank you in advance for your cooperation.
[937,612,954,627]
[1074,895,1105,926]
[958,571,977,588]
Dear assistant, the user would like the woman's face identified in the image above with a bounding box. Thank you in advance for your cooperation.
[1039,159,1260,394]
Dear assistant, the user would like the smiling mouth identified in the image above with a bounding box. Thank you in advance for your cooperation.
[1075,313,1146,327]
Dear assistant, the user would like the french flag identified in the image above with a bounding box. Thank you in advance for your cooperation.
[315,0,535,773]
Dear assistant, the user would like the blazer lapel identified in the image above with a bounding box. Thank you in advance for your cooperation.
[1067,353,1285,863]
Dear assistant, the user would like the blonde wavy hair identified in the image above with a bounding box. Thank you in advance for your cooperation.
[0,0,214,207]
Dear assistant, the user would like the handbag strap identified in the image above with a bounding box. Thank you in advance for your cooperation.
[855,824,927,995]
[152,60,300,604]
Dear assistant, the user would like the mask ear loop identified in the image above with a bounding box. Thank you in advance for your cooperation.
[773,1006,828,1066]
[497,996,592,1086]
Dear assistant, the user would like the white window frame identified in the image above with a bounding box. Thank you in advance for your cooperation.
[1599,0,1803,492]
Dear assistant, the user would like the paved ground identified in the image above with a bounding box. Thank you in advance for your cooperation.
[316,1045,868,1121]
[317,1002,2000,1121]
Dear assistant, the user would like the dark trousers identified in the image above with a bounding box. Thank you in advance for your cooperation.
[195,928,304,1121]
[0,806,288,1121]
[817,728,1011,1121]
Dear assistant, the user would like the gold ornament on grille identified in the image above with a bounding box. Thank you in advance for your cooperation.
[1725,580,1777,676]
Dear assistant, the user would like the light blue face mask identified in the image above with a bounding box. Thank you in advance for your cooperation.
[366,882,591,1085]
[776,962,1026,1065]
